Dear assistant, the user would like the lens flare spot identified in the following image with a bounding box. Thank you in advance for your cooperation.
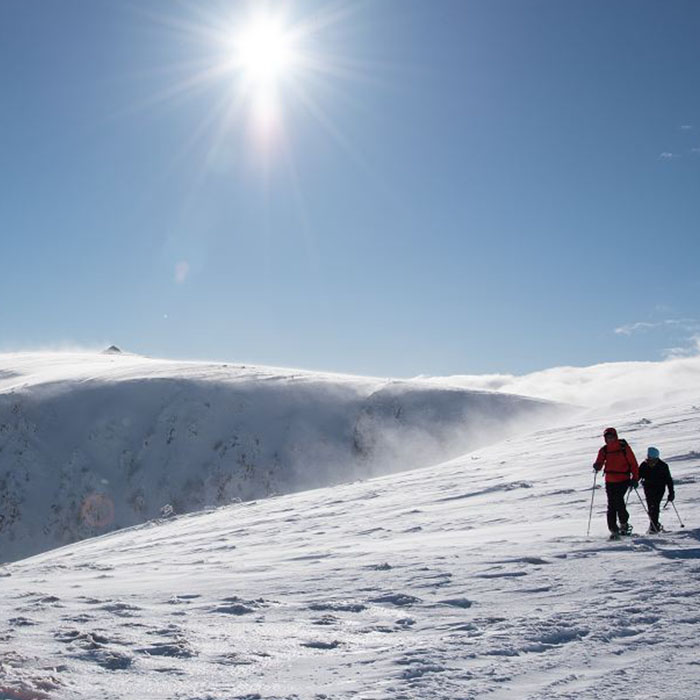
[175,261,190,284]
[81,493,115,529]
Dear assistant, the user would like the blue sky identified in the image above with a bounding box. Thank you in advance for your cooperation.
[1,0,699,377]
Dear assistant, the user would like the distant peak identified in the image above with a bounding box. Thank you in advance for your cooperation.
[102,345,123,355]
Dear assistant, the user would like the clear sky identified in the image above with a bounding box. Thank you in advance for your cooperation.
[1,0,699,377]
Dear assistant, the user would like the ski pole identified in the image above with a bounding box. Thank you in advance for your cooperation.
[587,470,598,537]
[664,499,685,528]
[632,486,649,516]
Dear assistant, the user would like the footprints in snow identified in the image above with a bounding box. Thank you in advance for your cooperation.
[3,554,566,695]
[54,627,135,670]
[212,596,268,616]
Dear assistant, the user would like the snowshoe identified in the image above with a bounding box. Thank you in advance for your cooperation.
[619,523,633,536]
[609,532,621,541]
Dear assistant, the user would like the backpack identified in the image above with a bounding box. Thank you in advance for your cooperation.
[604,439,632,470]
[604,438,628,455]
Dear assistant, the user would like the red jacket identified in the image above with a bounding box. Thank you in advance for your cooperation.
[594,433,639,483]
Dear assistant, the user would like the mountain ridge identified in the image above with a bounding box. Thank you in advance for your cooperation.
[0,351,566,562]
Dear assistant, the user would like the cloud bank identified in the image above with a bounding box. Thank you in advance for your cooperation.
[416,353,700,409]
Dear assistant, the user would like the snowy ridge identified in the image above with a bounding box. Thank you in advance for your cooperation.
[0,384,698,698]
[0,352,565,562]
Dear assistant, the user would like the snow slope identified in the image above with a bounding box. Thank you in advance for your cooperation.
[1,372,698,699]
[0,352,564,562]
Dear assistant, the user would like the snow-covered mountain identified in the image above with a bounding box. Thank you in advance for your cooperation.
[1,360,698,699]
[0,352,566,562]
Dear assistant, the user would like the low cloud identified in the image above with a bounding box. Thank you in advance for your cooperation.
[680,125,693,131]
[0,342,108,355]
[664,335,700,360]
[614,321,656,336]
[614,318,699,336]
[659,152,678,160]
[418,317,700,408]
[416,351,700,409]
[615,318,700,362]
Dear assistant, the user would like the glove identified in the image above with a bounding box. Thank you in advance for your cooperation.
[630,479,639,489]
[593,465,602,473]
[668,492,675,502]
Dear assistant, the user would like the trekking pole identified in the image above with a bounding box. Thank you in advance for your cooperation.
[587,471,598,537]
[632,486,649,516]
[664,500,685,528]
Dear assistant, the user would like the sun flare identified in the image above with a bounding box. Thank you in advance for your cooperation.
[233,15,297,88]
[141,2,366,157]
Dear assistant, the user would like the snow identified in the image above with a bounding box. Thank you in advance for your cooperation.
[0,352,563,563]
[0,352,699,699]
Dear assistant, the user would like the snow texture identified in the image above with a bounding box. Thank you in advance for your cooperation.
[0,352,563,562]
[0,352,698,699]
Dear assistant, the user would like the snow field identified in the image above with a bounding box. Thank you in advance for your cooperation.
[1,388,698,699]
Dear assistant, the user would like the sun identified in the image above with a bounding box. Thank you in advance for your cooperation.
[137,2,369,156]
[223,11,301,139]
[233,14,297,88]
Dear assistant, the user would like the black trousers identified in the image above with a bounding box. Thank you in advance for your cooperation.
[606,481,630,532]
[644,486,665,530]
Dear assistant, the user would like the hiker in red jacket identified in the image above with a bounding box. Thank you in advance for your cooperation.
[592,427,640,538]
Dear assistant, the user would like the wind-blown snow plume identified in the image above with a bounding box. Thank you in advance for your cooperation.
[0,352,565,562]
[417,354,700,409]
